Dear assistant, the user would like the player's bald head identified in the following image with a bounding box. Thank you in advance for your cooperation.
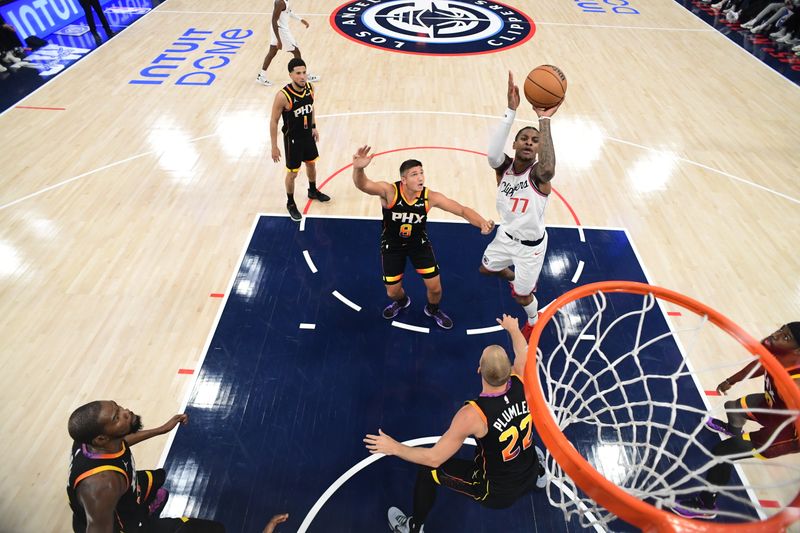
[480,345,512,387]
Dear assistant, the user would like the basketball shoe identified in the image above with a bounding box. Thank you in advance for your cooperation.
[388,507,424,533]
[256,73,272,86]
[287,202,302,222]
[308,187,330,202]
[705,417,741,437]
[308,73,321,82]
[535,445,547,489]
[148,488,169,517]
[671,497,717,519]
[383,296,411,319]
[425,304,453,329]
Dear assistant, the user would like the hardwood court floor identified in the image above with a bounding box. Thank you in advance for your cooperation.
[0,0,798,531]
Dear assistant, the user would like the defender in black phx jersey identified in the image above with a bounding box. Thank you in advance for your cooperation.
[365,315,547,532]
[270,58,329,222]
[67,400,288,532]
[351,145,495,329]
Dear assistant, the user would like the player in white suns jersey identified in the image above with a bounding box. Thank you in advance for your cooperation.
[479,71,564,341]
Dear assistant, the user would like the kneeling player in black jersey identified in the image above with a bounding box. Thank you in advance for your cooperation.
[364,315,546,532]
[67,401,288,532]
[352,145,495,330]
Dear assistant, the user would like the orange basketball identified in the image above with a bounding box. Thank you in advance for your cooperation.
[523,65,567,109]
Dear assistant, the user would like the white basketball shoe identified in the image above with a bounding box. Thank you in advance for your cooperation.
[256,73,272,86]
[535,445,547,489]
[388,506,424,533]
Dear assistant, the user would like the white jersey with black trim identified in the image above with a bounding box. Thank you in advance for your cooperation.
[496,160,549,241]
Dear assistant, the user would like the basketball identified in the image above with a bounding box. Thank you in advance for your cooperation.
[523,65,567,109]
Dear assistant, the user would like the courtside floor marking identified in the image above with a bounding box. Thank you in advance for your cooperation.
[303,250,318,273]
[391,321,430,334]
[3,112,796,212]
[466,324,504,335]
[333,290,361,312]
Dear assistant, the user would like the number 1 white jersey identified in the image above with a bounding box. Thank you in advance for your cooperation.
[496,160,549,241]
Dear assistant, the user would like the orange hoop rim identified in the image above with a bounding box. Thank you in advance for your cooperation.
[524,281,800,532]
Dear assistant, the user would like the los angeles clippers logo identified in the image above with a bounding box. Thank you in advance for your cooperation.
[331,0,534,56]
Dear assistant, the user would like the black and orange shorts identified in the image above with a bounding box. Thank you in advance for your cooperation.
[380,241,439,285]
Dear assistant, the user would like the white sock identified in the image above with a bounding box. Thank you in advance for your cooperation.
[523,297,539,325]
[260,69,268,77]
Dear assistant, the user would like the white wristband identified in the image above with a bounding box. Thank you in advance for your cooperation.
[502,107,516,125]
[538,116,551,120]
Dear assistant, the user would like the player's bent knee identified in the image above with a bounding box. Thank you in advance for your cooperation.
[385,284,403,299]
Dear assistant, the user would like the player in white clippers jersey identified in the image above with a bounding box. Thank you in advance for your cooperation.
[479,71,563,341]
[257,0,321,86]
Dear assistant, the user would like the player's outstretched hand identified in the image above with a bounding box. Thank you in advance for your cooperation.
[507,70,520,111]
[497,314,520,333]
[716,379,732,395]
[534,99,563,118]
[480,219,495,235]
[165,413,189,430]
[364,428,399,455]
[262,513,289,533]
[353,145,375,169]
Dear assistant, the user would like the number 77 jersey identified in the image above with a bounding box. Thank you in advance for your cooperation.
[497,161,549,242]
[465,374,539,500]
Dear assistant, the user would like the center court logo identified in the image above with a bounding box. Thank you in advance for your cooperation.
[330,0,534,56]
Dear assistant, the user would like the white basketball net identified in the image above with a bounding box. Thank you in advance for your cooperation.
[535,289,800,530]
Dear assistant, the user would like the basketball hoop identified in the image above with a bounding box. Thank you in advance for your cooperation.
[525,281,800,531]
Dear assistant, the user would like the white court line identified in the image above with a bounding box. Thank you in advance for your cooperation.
[579,334,596,341]
[548,478,607,533]
[577,226,585,243]
[0,0,166,119]
[0,151,152,211]
[392,321,430,334]
[332,290,361,312]
[156,213,262,470]
[298,436,476,532]
[154,10,329,15]
[466,324,504,335]
[607,136,800,206]
[299,323,315,330]
[299,216,307,232]
[0,133,217,212]
[536,21,716,32]
[571,260,585,284]
[2,111,797,211]
[669,0,800,89]
[623,227,764,518]
[302,250,318,273]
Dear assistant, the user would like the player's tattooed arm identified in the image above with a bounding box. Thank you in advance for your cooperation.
[533,118,555,183]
